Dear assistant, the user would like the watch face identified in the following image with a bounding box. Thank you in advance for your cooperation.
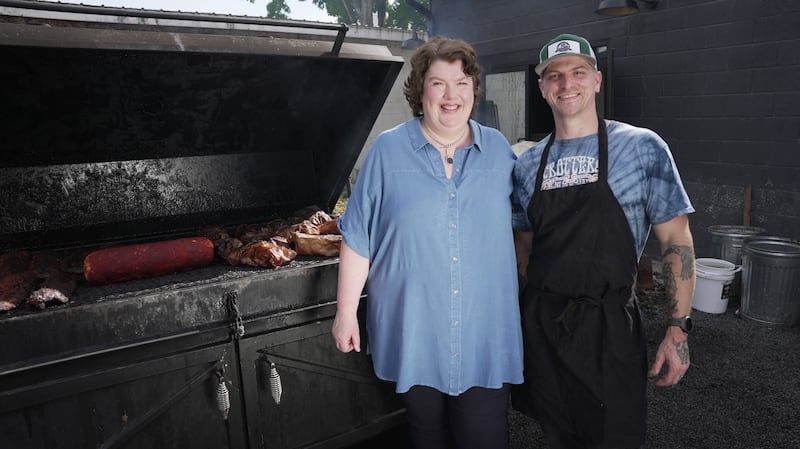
[670,316,693,333]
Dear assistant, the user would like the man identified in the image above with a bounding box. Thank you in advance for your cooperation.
[511,33,696,449]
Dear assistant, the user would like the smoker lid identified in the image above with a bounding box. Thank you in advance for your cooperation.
[0,2,403,251]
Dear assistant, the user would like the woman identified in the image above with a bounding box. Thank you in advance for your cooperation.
[332,36,523,449]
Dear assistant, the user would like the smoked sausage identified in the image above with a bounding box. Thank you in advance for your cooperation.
[84,237,215,285]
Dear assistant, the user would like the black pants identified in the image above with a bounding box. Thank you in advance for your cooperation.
[399,384,511,449]
[541,419,642,449]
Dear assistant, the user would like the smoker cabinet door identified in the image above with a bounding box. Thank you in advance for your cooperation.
[240,317,404,449]
[0,341,246,449]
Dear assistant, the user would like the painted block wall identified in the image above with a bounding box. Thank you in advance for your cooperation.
[431,0,800,257]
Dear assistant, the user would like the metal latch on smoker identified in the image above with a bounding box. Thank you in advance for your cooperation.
[224,291,245,339]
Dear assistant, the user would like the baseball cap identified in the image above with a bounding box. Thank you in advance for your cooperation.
[535,33,597,76]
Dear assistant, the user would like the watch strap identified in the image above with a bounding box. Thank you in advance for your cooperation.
[669,316,692,333]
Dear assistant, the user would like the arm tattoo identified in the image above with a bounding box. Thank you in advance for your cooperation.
[675,338,690,365]
[662,260,678,311]
[667,298,679,316]
[662,245,695,317]
[661,245,695,280]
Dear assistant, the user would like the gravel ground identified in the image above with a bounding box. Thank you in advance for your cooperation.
[508,275,800,449]
[353,263,800,448]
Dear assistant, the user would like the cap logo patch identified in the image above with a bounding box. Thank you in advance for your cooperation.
[555,41,573,54]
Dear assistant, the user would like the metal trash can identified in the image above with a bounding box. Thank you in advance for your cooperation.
[709,225,765,297]
[740,237,800,326]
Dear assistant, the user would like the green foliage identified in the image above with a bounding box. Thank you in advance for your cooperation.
[311,0,357,24]
[264,0,290,19]
[385,0,428,31]
[254,0,429,30]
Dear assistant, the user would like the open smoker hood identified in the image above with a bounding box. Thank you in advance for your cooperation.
[0,1,404,252]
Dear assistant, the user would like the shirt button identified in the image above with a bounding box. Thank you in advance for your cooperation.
[453,320,460,327]
[452,257,458,262]
[453,290,459,295]
[450,223,457,229]
[450,193,456,198]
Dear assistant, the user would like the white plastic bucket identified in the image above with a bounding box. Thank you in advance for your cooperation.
[692,258,741,314]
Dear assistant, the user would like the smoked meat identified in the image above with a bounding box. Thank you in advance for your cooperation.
[0,272,36,311]
[84,237,215,285]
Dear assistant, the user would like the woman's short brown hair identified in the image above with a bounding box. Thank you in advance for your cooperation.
[403,36,483,117]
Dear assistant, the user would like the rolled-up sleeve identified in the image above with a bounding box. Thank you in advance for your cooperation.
[512,149,539,232]
[338,140,383,259]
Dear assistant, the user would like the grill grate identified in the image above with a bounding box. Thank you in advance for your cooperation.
[2,256,337,318]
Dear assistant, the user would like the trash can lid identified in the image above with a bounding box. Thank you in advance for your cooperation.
[744,237,800,257]
[708,225,766,238]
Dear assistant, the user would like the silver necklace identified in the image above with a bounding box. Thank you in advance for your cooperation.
[423,124,468,164]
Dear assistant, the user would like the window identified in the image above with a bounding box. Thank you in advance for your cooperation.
[482,71,527,144]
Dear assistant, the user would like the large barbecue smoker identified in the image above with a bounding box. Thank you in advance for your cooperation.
[0,1,405,448]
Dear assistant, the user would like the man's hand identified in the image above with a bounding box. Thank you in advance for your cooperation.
[649,326,690,386]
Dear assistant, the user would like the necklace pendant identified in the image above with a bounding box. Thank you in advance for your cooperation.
[446,156,454,164]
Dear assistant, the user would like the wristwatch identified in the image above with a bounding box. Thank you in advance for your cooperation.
[669,316,693,333]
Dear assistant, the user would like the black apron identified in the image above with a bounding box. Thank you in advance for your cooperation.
[511,118,648,448]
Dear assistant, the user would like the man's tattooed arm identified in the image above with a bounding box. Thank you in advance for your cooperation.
[662,245,695,280]
[662,245,695,317]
